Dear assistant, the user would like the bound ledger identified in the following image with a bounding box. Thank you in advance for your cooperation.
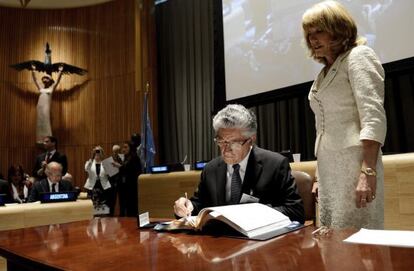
[154,203,302,240]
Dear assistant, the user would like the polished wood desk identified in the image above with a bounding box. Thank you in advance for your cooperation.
[0,218,412,271]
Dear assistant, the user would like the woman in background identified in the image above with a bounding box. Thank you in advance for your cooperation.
[84,146,112,214]
[302,1,386,228]
[8,164,32,203]
[117,142,141,217]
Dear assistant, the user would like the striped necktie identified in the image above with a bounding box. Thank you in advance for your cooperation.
[230,164,242,204]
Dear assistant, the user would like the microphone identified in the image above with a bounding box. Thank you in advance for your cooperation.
[181,154,188,164]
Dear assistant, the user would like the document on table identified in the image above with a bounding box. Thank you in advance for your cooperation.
[102,157,119,177]
[343,228,414,248]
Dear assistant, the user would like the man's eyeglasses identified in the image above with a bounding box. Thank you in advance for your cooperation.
[214,138,251,150]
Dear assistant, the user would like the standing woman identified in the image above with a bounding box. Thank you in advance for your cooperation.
[302,1,386,229]
[118,142,141,217]
[84,146,112,212]
[31,64,63,143]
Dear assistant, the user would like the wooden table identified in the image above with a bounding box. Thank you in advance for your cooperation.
[0,218,412,271]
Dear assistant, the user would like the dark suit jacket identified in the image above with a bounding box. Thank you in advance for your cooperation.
[28,178,74,202]
[33,151,68,179]
[191,147,305,223]
[0,179,11,203]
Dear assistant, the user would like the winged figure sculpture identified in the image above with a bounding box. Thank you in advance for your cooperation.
[10,42,87,76]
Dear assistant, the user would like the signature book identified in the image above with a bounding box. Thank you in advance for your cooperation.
[154,203,303,240]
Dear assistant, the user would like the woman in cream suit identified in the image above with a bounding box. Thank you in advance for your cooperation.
[302,1,386,229]
[84,146,111,211]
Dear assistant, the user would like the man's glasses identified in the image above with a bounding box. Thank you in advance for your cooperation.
[214,138,251,150]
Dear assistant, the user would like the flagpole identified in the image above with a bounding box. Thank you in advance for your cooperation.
[144,82,149,172]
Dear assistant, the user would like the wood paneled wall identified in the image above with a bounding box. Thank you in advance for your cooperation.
[0,0,158,188]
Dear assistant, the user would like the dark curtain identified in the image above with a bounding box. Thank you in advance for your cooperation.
[156,0,414,163]
[156,0,217,164]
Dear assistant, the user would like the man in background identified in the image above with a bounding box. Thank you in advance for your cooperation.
[33,136,68,180]
[0,174,11,203]
[29,162,74,202]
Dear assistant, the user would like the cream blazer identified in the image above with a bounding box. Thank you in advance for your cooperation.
[84,160,111,190]
[309,45,386,157]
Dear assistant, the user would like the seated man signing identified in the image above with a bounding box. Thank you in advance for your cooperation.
[28,162,75,202]
[174,104,305,223]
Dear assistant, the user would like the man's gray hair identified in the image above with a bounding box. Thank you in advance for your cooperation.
[45,161,63,175]
[212,104,257,137]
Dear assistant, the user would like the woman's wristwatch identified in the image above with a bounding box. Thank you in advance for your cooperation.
[361,167,377,176]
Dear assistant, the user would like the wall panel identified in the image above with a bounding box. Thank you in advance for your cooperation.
[0,0,157,188]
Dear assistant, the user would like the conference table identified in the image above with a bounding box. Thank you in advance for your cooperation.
[0,218,412,270]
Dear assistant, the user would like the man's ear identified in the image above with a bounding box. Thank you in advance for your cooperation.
[251,135,257,144]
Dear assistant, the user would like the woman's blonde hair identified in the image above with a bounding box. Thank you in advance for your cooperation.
[302,1,366,64]
[93,146,105,157]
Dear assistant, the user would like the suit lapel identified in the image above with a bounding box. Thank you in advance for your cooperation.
[50,151,58,161]
[41,153,48,162]
[58,181,64,192]
[215,160,227,205]
[242,148,262,195]
[311,51,349,95]
[42,179,50,192]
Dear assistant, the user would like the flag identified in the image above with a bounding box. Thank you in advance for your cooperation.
[139,91,156,173]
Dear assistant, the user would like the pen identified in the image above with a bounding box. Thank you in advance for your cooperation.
[184,192,190,218]
[312,227,323,235]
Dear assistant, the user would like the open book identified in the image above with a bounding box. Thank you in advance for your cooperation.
[155,203,302,240]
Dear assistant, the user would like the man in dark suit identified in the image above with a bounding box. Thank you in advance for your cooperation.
[33,136,68,180]
[0,177,11,203]
[174,104,304,223]
[28,162,74,202]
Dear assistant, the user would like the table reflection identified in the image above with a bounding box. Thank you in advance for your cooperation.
[313,229,393,271]
[161,231,311,269]
[86,217,127,245]
[35,224,69,254]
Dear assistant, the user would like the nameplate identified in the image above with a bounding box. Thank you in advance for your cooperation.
[139,212,150,227]
[40,192,77,203]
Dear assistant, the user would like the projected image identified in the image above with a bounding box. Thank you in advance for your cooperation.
[223,0,413,101]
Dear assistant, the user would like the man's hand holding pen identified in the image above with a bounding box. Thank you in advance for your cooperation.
[174,193,194,218]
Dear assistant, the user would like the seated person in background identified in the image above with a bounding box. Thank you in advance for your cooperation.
[0,173,12,203]
[174,104,305,223]
[33,136,68,180]
[28,162,74,202]
[8,164,32,203]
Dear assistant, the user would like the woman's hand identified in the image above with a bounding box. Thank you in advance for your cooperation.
[355,172,376,208]
[312,181,318,203]
[58,64,64,72]
[357,140,380,208]
[111,161,121,168]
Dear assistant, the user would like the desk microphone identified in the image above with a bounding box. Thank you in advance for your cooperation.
[181,154,188,165]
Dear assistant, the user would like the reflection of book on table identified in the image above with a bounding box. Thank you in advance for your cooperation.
[167,234,276,263]
[156,203,299,240]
